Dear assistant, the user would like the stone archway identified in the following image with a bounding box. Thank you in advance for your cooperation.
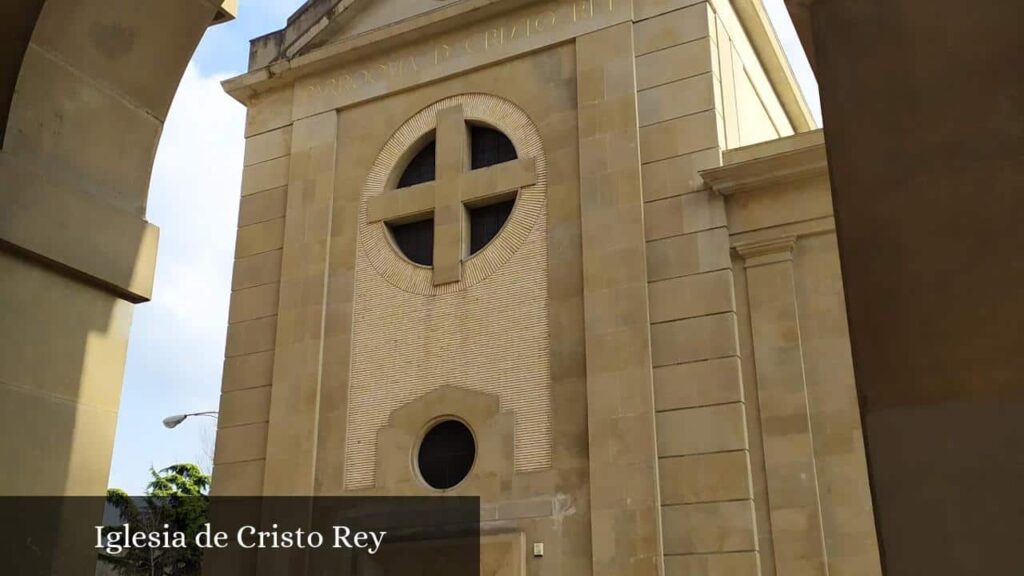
[0,0,235,497]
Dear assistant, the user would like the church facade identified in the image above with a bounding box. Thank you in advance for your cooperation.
[215,1,881,574]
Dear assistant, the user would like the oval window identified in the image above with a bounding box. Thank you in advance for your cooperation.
[417,419,476,490]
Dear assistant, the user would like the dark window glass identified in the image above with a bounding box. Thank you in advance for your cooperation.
[392,138,437,264]
[398,139,436,188]
[392,126,520,264]
[418,420,475,490]
[470,125,517,169]
[469,199,515,254]
[389,219,434,265]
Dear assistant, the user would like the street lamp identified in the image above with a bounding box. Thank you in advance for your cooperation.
[162,411,218,429]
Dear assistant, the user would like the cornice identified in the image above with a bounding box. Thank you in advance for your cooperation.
[225,0,823,127]
[223,0,534,104]
[210,0,238,26]
[700,139,828,196]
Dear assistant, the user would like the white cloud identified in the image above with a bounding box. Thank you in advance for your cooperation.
[147,63,244,336]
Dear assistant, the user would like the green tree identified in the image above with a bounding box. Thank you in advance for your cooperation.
[100,464,211,576]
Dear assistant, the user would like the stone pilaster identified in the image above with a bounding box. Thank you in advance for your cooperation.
[577,22,664,576]
[261,110,339,496]
[634,3,761,575]
[212,119,293,497]
[735,237,828,576]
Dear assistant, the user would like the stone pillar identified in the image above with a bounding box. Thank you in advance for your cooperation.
[577,22,663,576]
[212,109,294,497]
[0,2,233,573]
[736,237,828,576]
[261,110,339,496]
[634,3,762,574]
[0,0,229,499]
[789,1,1024,572]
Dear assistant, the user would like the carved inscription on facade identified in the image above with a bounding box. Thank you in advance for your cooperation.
[294,0,623,117]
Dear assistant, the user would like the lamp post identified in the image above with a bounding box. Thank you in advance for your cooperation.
[162,411,218,429]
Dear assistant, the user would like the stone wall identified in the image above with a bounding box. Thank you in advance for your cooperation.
[212,2,876,575]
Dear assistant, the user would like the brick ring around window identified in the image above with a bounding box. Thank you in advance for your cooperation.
[360,93,547,295]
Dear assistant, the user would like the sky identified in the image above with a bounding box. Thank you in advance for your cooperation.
[107,0,821,494]
[106,0,308,493]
